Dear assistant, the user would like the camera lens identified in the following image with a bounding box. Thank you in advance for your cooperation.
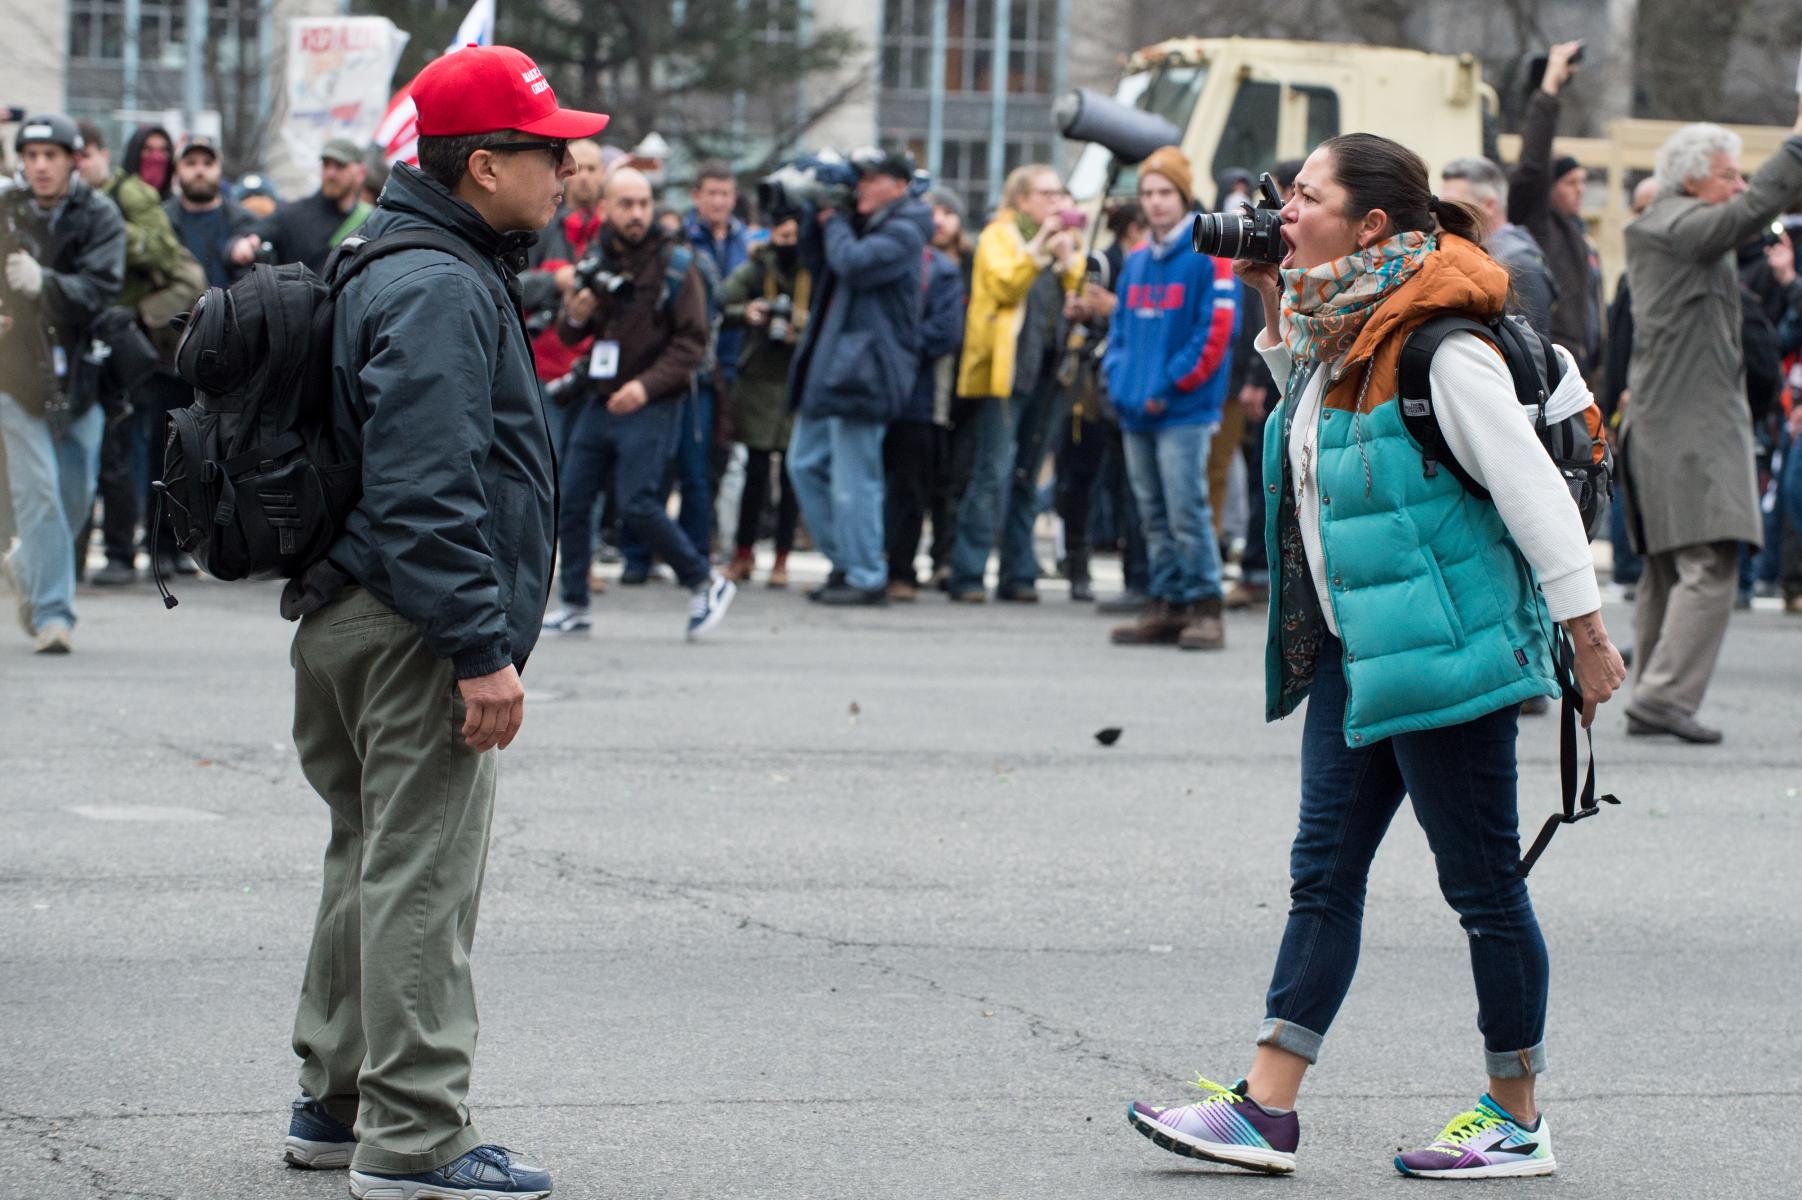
[1191,211,1248,258]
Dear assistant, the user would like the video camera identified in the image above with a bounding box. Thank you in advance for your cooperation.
[1191,172,1286,263]
[570,253,635,305]
[757,151,861,219]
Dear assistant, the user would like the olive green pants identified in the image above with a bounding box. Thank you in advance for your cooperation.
[289,585,495,1174]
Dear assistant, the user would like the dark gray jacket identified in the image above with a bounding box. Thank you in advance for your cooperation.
[790,196,933,422]
[326,164,557,679]
[1490,221,1556,339]
[0,179,126,415]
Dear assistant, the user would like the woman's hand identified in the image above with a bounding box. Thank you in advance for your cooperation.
[1560,610,1626,729]
[1233,259,1284,346]
[1232,258,1282,301]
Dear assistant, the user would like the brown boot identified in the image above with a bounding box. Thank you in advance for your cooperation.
[724,549,756,583]
[1224,580,1268,610]
[1178,596,1226,651]
[767,554,789,589]
[887,580,918,603]
[1111,601,1188,645]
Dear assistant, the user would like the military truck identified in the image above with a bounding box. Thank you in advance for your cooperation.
[1058,37,1494,214]
[1057,36,1793,291]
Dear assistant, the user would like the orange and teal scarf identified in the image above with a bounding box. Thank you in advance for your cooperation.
[1280,231,1432,364]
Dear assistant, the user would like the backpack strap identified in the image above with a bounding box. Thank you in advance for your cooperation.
[1396,313,1495,501]
[1518,630,1621,878]
[663,244,695,315]
[328,229,511,316]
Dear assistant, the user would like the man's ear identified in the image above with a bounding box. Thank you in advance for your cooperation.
[465,148,503,196]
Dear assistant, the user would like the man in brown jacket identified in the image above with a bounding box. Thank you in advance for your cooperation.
[547,166,735,638]
[1621,100,1802,743]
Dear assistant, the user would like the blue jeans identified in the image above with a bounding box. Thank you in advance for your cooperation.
[559,397,708,605]
[0,394,105,631]
[1609,479,1642,586]
[1259,637,1549,1079]
[1121,422,1225,605]
[948,377,1057,595]
[1785,427,1802,540]
[787,412,887,591]
[622,383,712,573]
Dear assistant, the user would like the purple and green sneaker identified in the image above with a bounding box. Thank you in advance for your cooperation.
[1394,1094,1556,1179]
[1128,1076,1299,1174]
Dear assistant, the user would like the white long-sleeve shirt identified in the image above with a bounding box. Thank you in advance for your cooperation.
[1256,329,1601,636]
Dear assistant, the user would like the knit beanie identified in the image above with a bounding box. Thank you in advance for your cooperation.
[1552,154,1583,182]
[1139,145,1193,206]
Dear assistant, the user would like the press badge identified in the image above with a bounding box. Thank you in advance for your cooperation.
[588,340,621,380]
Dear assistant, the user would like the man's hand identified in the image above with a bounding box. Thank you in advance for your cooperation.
[1238,383,1270,420]
[1063,292,1090,322]
[553,264,578,295]
[458,664,524,751]
[1560,610,1625,730]
[563,287,598,326]
[817,208,838,227]
[1767,232,1797,286]
[1541,41,1582,96]
[745,298,771,326]
[607,378,649,415]
[229,235,259,266]
[4,251,43,299]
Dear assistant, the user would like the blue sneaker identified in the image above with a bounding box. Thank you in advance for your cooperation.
[283,1094,355,1169]
[349,1145,552,1199]
[685,571,736,640]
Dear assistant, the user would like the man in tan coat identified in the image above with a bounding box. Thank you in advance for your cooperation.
[1621,100,1802,743]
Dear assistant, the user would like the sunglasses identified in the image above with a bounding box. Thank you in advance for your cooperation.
[485,139,569,164]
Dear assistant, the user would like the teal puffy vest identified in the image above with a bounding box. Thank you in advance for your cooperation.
[1262,381,1558,747]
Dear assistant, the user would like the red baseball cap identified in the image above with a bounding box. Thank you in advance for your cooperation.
[411,45,609,140]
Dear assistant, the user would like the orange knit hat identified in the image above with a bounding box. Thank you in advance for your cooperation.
[1139,145,1193,205]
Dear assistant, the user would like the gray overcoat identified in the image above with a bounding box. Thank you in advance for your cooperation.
[1622,136,1802,556]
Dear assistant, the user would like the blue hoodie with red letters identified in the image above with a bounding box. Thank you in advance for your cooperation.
[1102,215,1239,433]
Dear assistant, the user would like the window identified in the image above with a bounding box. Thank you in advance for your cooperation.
[1212,80,1281,189]
[1296,84,1341,149]
[878,0,1059,98]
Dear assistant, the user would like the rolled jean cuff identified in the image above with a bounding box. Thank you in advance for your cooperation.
[1257,1017,1323,1064]
[1485,1041,1548,1080]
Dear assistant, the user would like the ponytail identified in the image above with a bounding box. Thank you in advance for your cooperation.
[1428,194,1486,245]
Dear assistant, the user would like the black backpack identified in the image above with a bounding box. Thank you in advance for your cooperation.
[1396,312,1620,877]
[1397,312,1613,535]
[154,230,507,606]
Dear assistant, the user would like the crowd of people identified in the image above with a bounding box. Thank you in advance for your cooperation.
[6,34,1802,1197]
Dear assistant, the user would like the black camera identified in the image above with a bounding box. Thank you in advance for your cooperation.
[570,254,635,304]
[1191,172,1286,262]
[758,152,860,220]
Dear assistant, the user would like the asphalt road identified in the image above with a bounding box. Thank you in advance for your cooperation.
[3,557,1798,1199]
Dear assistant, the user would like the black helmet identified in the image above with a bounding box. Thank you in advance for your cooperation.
[14,113,83,155]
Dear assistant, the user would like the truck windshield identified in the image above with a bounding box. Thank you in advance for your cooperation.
[1066,64,1208,202]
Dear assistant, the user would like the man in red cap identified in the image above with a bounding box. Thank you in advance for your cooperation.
[277,45,604,1200]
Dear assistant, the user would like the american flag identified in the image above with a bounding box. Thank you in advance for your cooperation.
[375,0,495,165]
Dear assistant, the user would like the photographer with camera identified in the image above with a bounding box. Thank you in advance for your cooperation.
[783,147,933,606]
[944,164,1084,602]
[1509,41,1603,378]
[719,215,807,588]
[549,166,736,639]
[1,114,125,655]
[1126,133,1624,1179]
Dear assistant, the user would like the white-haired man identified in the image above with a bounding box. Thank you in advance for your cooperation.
[1619,100,1802,743]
